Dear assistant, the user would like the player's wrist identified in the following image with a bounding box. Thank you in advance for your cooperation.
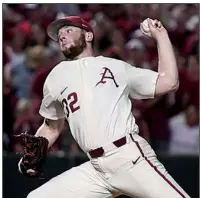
[155,30,169,43]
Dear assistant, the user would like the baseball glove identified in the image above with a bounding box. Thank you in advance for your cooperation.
[15,132,49,177]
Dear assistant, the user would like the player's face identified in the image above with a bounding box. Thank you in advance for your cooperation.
[58,26,86,59]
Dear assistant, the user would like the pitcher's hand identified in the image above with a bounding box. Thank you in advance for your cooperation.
[140,18,168,40]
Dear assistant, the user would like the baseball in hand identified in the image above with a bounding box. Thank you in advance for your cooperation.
[141,19,150,32]
[142,19,156,33]
[140,18,155,37]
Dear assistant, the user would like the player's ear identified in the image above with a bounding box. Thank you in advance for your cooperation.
[85,32,93,43]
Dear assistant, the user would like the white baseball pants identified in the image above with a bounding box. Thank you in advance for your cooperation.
[27,133,191,198]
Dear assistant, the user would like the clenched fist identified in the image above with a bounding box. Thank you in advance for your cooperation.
[140,18,168,40]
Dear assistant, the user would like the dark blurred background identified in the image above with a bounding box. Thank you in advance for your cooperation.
[3,3,199,198]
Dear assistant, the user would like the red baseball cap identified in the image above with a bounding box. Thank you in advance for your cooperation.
[47,16,93,41]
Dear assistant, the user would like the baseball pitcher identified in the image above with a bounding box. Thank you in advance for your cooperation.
[17,16,191,198]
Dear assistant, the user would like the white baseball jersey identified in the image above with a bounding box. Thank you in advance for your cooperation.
[39,56,158,152]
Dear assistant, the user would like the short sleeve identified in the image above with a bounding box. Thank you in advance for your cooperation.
[125,63,159,99]
[39,82,65,120]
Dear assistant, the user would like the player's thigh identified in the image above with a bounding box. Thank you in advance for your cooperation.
[27,161,112,198]
[132,135,191,198]
[132,159,191,198]
[108,156,190,198]
[108,138,190,198]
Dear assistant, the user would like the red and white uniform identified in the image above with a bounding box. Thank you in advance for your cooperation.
[29,56,190,198]
[39,56,157,152]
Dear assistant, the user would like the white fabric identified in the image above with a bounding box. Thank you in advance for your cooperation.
[39,56,158,152]
[125,62,159,99]
[39,83,65,120]
[27,134,190,198]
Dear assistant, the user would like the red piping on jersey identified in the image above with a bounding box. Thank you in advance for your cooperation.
[130,134,186,198]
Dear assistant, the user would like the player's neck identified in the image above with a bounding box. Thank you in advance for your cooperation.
[69,48,93,61]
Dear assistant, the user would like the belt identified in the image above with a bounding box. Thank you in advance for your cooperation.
[88,136,127,158]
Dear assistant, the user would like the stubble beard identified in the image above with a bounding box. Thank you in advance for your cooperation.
[61,33,87,60]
